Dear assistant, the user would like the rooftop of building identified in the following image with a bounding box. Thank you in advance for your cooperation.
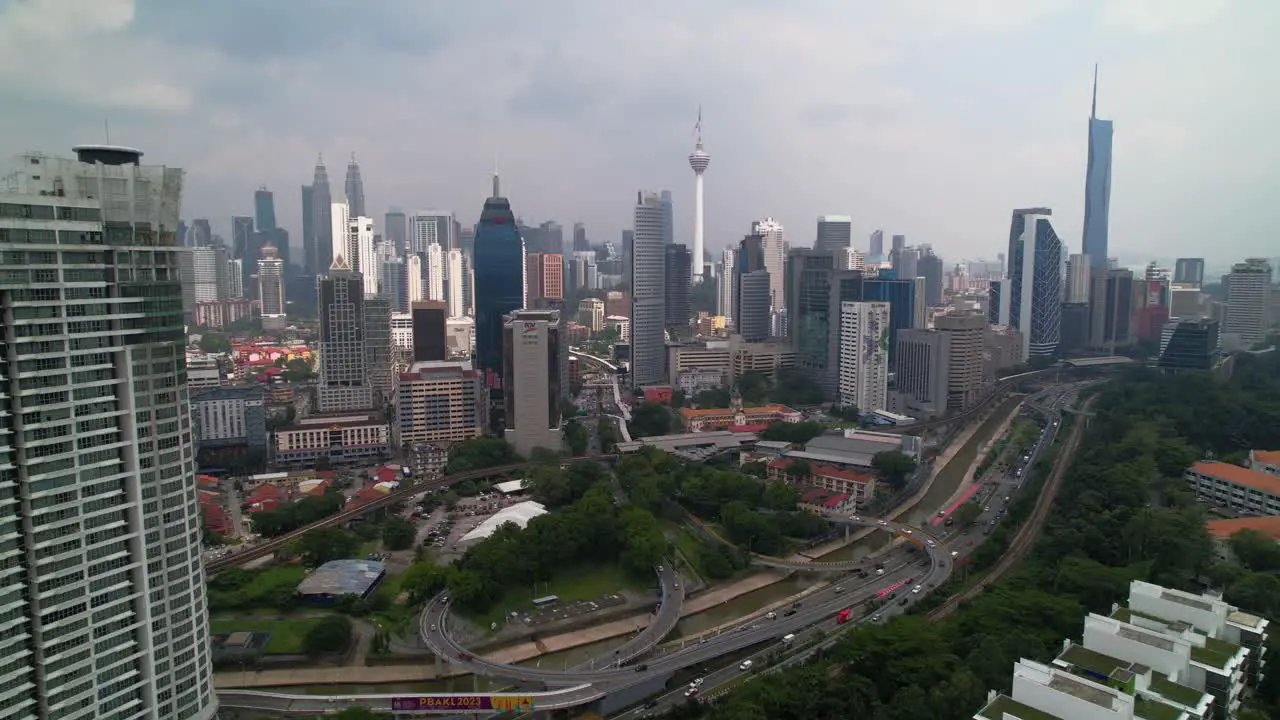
[280,413,386,431]
[1205,514,1280,540]
[1058,644,1206,709]
[1251,449,1280,467]
[680,404,798,418]
[460,501,548,543]
[399,360,476,381]
[770,459,876,485]
[296,559,386,597]
[1109,607,1242,671]
[1187,460,1280,496]
[616,430,759,454]
[975,694,1062,720]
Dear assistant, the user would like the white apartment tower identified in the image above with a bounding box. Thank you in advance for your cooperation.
[426,242,445,302]
[407,254,425,304]
[503,309,563,456]
[0,146,217,719]
[751,217,786,312]
[1223,258,1273,350]
[446,248,464,318]
[838,301,891,412]
[258,243,286,318]
[718,246,736,321]
[348,215,377,297]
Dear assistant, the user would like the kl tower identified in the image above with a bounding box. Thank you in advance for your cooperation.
[688,107,711,283]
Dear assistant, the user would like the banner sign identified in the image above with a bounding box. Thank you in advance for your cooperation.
[391,695,535,713]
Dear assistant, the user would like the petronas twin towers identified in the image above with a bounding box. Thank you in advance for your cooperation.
[305,153,366,275]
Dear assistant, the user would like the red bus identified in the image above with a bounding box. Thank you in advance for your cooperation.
[836,608,853,625]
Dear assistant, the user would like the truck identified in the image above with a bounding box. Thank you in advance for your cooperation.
[836,608,853,625]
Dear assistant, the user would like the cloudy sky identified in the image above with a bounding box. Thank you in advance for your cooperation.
[2,0,1276,268]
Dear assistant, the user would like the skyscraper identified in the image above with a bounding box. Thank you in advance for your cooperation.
[630,192,667,386]
[311,155,333,275]
[838,301,891,412]
[1082,66,1114,269]
[503,309,564,455]
[1088,268,1135,350]
[254,186,277,231]
[410,212,455,254]
[815,215,852,255]
[343,211,378,297]
[426,242,445,301]
[232,214,256,290]
[385,209,408,256]
[869,229,884,258]
[259,242,286,322]
[1223,258,1273,350]
[317,262,373,412]
[1065,253,1092,303]
[918,246,943,307]
[1005,209,1064,357]
[660,189,674,246]
[344,153,366,218]
[751,217,786,312]
[1173,258,1206,286]
[718,246,737,320]
[688,110,711,283]
[891,234,906,255]
[412,301,448,362]
[0,146,217,719]
[473,174,526,417]
[572,222,588,252]
[664,244,693,333]
[446,248,466,317]
[734,234,771,342]
[364,295,394,404]
[301,184,314,271]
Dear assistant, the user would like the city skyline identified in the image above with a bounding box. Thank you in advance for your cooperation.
[2,2,1277,265]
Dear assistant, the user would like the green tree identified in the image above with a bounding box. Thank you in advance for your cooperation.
[443,437,523,474]
[736,371,771,405]
[381,517,416,551]
[294,527,360,566]
[563,419,589,456]
[871,450,917,489]
[303,615,353,657]
[1227,529,1280,572]
[628,401,673,438]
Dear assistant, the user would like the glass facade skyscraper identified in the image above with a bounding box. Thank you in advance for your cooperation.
[1008,212,1063,357]
[472,176,525,419]
[1082,67,1113,270]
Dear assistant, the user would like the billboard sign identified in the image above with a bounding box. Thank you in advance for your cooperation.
[391,695,535,714]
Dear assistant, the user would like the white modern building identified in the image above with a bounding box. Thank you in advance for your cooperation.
[838,301,890,412]
[426,242,444,302]
[407,254,425,304]
[1222,258,1272,350]
[391,311,415,352]
[0,146,217,719]
[718,246,736,321]
[257,242,286,324]
[838,246,866,272]
[503,309,563,456]
[751,216,786,313]
[409,211,454,253]
[348,215,377,297]
[446,247,464,318]
[190,245,224,302]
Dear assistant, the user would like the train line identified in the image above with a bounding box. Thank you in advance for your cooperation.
[928,393,1095,620]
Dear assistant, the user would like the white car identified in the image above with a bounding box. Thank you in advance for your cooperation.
[912,585,922,594]
[690,678,704,688]
[739,660,754,671]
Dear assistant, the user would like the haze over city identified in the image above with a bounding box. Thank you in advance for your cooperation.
[3,0,1278,264]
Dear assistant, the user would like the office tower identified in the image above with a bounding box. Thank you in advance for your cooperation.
[734,234,771,342]
[425,242,445,301]
[1223,258,1274,350]
[254,186,277,231]
[934,313,987,410]
[785,249,840,384]
[379,256,407,311]
[1159,318,1221,371]
[630,192,667,386]
[688,118,711,283]
[750,217,786,312]
[301,184,314,270]
[446,248,465,317]
[660,189,674,246]
[1007,209,1064,357]
[411,301,448,362]
[863,275,918,363]
[341,213,377,297]
[228,257,245,299]
[911,277,927,328]
[385,209,408,256]
[988,278,1011,325]
[893,245,920,282]
[1065,253,1092,303]
[837,246,866,271]
[869,229,884,258]
[580,297,606,332]
[406,254,425,305]
[395,362,484,446]
[344,153,366,217]
[525,252,544,304]
[894,328,949,417]
[918,246,943,307]
[317,263,373,412]
[473,174,525,422]
[459,225,476,257]
[838,301,891,411]
[364,295,393,403]
[0,146,216,719]
[1088,268,1134,349]
[891,234,905,255]
[258,242,286,318]
[665,244,693,332]
[815,215,853,254]
[1082,66,1114,270]
[572,222,588,251]
[411,212,456,254]
[718,247,737,320]
[310,156,333,274]
[191,246,225,302]
[232,214,256,290]
[621,229,634,259]
[503,309,563,455]
[1173,258,1205,286]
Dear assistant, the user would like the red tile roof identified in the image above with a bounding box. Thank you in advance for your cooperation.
[347,486,387,509]
[822,494,850,508]
[1206,515,1280,540]
[1189,461,1280,496]
[770,459,875,486]
[1252,450,1280,467]
[375,466,401,483]
[203,504,232,535]
[246,483,287,505]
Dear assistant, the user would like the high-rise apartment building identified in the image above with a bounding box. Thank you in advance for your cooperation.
[1223,258,1273,350]
[1000,209,1063,357]
[838,301,891,411]
[1082,67,1114,270]
[503,309,563,455]
[630,192,667,386]
[191,245,226,302]
[339,211,377,297]
[1173,258,1205,287]
[258,242,286,321]
[309,156,333,274]
[718,247,737,321]
[406,254,425,305]
[665,244,693,333]
[446,248,465,317]
[364,295,393,404]
[815,215,852,255]
[317,264,373,412]
[411,212,455,253]
[934,313,988,411]
[751,217,786,312]
[837,246,866,272]
[580,298,605,332]
[472,177,524,420]
[425,242,445,302]
[0,146,217,719]
[734,234,771,342]
[343,154,366,217]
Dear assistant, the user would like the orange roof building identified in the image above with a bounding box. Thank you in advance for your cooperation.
[680,404,801,433]
[1249,450,1280,477]
[1185,461,1280,516]
[767,459,877,505]
[1206,516,1280,541]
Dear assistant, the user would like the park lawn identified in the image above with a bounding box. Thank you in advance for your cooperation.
[209,617,326,654]
[462,563,651,633]
[674,529,711,579]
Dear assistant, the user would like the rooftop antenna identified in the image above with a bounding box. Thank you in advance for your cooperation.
[492,148,501,198]
[1091,64,1098,119]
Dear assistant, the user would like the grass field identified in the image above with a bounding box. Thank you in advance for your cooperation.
[209,617,326,654]
[462,563,651,632]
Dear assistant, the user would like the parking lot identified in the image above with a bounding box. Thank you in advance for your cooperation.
[417,491,528,562]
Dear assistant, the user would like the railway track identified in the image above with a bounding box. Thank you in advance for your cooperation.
[928,394,1096,620]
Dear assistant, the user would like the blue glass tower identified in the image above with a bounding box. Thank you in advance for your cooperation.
[1082,65,1113,269]
[862,277,915,362]
[1008,212,1063,356]
[473,174,525,402]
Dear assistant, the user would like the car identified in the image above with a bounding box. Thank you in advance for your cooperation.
[673,583,679,590]
[877,519,888,526]
[430,624,437,631]
[876,568,886,575]
[872,613,883,622]
[766,612,777,620]
[690,678,704,687]
[784,609,797,617]
[951,550,960,558]
[834,586,844,594]
[898,597,909,606]
[739,660,754,671]
[903,529,913,535]
[912,585,922,594]
[984,506,991,512]
[635,664,648,672]
[685,688,700,698]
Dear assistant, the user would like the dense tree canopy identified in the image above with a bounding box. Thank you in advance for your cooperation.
[629,401,674,437]
[443,437,523,474]
[250,489,345,537]
[666,354,1280,720]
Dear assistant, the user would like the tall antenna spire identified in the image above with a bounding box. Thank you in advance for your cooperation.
[492,148,501,197]
[1091,64,1098,119]
[694,104,703,145]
